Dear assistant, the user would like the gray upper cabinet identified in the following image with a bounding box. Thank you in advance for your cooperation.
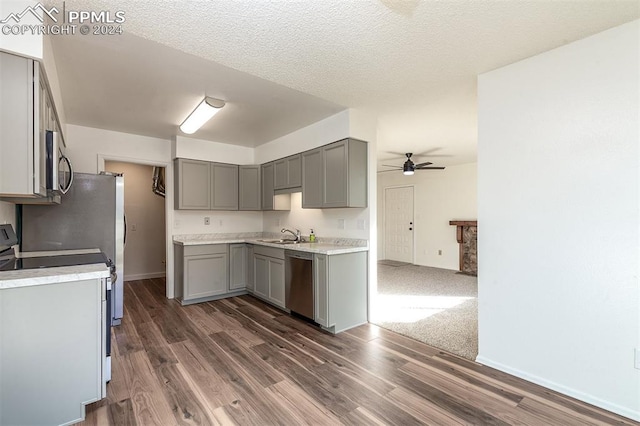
[174,158,211,210]
[302,138,367,209]
[261,162,275,210]
[211,163,238,210]
[239,165,261,210]
[0,53,52,200]
[302,149,323,208]
[274,154,302,190]
[174,160,239,210]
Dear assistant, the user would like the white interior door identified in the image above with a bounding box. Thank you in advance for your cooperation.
[384,186,414,263]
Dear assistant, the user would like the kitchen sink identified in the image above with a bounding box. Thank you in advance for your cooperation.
[257,239,302,245]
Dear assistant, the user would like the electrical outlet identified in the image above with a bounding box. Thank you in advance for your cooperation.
[635,348,640,370]
[219,220,223,227]
[438,250,442,255]
[338,219,345,230]
[131,224,137,232]
[204,217,210,225]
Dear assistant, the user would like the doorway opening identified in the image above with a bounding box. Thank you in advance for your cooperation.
[105,161,167,288]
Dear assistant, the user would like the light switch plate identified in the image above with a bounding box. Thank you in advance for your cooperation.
[338,219,345,230]
[204,217,210,225]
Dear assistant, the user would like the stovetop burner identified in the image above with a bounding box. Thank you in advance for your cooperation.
[0,252,112,272]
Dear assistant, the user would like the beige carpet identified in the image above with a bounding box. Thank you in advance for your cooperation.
[374,262,478,360]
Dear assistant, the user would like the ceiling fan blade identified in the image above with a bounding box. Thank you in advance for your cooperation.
[381,164,401,168]
[414,161,433,167]
[416,166,446,170]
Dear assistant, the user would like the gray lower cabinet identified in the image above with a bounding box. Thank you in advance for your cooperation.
[174,159,239,210]
[229,243,248,291]
[239,165,261,210]
[261,162,275,210]
[252,246,286,309]
[302,138,367,208]
[246,244,255,292]
[0,278,105,425]
[174,244,231,304]
[313,252,368,333]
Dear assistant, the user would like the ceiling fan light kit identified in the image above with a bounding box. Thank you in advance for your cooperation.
[382,152,446,175]
[180,96,225,134]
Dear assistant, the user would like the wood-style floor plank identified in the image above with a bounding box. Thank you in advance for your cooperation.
[76,279,639,426]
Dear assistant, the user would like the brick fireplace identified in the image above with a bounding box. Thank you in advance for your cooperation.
[449,220,477,276]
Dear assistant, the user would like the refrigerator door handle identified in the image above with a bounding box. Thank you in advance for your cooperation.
[123,214,127,247]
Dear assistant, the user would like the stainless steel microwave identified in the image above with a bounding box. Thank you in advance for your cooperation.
[45,130,73,195]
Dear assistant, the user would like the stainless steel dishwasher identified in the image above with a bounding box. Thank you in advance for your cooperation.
[285,250,314,321]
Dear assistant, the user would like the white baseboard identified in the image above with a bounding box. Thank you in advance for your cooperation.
[124,272,166,282]
[475,355,640,422]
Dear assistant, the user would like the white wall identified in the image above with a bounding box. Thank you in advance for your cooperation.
[174,135,254,164]
[377,163,477,270]
[105,161,166,281]
[0,1,42,59]
[477,20,639,421]
[254,110,350,163]
[0,202,15,227]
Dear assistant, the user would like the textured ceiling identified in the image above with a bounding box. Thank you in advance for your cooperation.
[51,0,639,165]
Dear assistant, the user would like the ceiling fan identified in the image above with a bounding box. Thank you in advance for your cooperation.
[382,153,445,175]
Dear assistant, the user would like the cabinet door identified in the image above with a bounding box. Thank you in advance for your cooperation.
[301,149,322,208]
[211,163,238,210]
[268,257,286,308]
[287,154,302,187]
[184,252,228,299]
[274,158,288,190]
[322,140,349,207]
[314,254,329,327]
[239,165,261,210]
[261,163,275,210]
[253,254,269,299]
[175,159,211,210]
[246,245,255,292]
[229,244,247,291]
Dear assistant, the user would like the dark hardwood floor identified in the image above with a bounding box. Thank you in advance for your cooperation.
[80,278,637,425]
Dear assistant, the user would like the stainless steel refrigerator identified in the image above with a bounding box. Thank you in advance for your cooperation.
[21,172,125,325]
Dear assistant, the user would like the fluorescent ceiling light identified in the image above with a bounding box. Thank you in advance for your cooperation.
[179,97,225,134]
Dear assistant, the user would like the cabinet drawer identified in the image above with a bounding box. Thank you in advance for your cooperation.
[252,245,285,260]
[184,244,228,256]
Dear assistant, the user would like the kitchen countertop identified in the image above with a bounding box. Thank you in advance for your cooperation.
[173,233,368,255]
[0,249,110,290]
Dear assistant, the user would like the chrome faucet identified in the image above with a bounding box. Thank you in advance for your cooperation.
[281,228,301,242]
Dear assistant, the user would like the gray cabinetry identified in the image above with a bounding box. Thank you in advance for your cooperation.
[0,53,60,201]
[211,163,238,210]
[246,244,255,292]
[239,165,261,210]
[302,138,367,208]
[274,154,302,190]
[261,162,275,210]
[174,244,230,304]
[302,148,323,208]
[174,158,210,210]
[252,245,286,309]
[174,160,239,210]
[313,251,368,333]
[229,243,248,291]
